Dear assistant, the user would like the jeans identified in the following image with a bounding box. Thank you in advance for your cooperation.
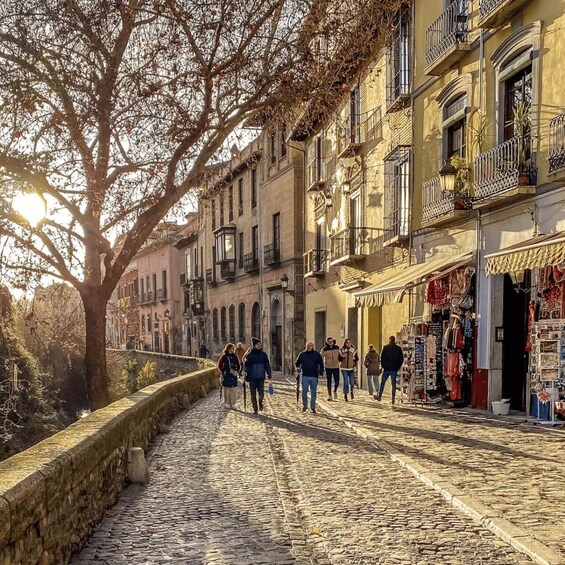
[367,373,380,395]
[249,380,265,412]
[342,370,356,395]
[301,376,318,411]
[378,370,397,400]
[325,368,340,395]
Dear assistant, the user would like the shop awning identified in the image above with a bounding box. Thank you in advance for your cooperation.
[485,232,565,276]
[354,252,474,308]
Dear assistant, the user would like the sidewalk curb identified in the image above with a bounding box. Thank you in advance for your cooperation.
[316,397,565,565]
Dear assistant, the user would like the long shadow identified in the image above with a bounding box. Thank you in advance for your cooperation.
[338,412,562,465]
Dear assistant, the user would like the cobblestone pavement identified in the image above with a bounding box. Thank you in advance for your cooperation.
[73,378,534,565]
[317,380,565,559]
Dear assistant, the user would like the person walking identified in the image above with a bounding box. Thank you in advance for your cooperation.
[321,337,340,401]
[364,344,381,399]
[339,338,358,402]
[242,337,273,414]
[295,341,324,414]
[217,343,240,409]
[199,341,209,359]
[377,336,404,404]
[234,342,246,366]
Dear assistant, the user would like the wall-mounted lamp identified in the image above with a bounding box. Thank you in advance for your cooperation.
[164,309,171,319]
[438,160,457,193]
[280,274,295,296]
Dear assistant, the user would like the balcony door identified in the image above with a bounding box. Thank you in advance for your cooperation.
[504,65,532,142]
[350,87,361,143]
[349,191,362,255]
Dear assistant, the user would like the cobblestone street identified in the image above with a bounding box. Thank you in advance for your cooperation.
[72,377,542,565]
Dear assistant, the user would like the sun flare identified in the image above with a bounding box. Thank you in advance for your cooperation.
[12,193,47,228]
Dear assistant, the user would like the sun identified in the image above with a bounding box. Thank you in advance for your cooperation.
[12,193,47,228]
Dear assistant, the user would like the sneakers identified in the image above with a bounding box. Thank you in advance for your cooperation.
[327,396,332,401]
[302,406,307,412]
[333,392,338,400]
[351,391,354,400]
[344,394,348,402]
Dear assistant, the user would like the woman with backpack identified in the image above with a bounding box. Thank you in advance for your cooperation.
[217,343,241,409]
[339,338,359,402]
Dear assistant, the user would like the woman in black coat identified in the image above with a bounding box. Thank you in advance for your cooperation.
[217,343,241,408]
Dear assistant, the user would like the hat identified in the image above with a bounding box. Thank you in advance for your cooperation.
[251,337,261,346]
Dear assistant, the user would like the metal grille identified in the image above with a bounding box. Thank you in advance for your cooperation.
[479,0,505,21]
[386,10,411,110]
[384,147,411,242]
[445,95,466,121]
[303,249,325,275]
[549,112,565,174]
[425,0,470,68]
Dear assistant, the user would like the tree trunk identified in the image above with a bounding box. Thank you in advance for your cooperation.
[82,293,110,410]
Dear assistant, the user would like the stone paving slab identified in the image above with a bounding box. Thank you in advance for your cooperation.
[314,382,565,562]
[72,378,535,564]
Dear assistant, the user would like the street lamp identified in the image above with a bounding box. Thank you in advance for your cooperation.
[280,274,296,377]
[438,159,457,193]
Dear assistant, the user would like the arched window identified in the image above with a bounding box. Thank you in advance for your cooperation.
[220,306,227,341]
[251,302,261,340]
[212,308,218,340]
[238,303,246,342]
[228,305,236,342]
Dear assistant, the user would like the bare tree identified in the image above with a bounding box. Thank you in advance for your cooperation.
[0,0,403,409]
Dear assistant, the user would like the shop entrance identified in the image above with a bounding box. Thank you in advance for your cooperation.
[501,274,529,410]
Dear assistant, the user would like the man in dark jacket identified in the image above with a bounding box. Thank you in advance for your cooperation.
[377,336,404,404]
[295,341,324,414]
[242,337,272,414]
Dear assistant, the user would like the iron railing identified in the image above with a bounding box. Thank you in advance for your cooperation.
[220,261,236,280]
[306,157,325,190]
[303,249,325,275]
[549,113,565,174]
[479,0,505,21]
[425,0,470,68]
[145,290,154,303]
[156,288,167,300]
[422,176,471,223]
[330,227,383,263]
[205,268,216,287]
[473,135,536,200]
[384,146,411,243]
[263,243,280,265]
[386,10,411,111]
[243,252,259,273]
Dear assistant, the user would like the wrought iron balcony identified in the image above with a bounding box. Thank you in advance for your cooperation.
[263,243,281,266]
[303,249,325,277]
[478,0,530,28]
[330,227,383,265]
[220,261,236,280]
[337,114,362,158]
[145,290,154,303]
[243,252,259,273]
[473,135,536,206]
[306,158,325,192]
[421,176,472,226]
[189,279,205,315]
[156,288,167,301]
[180,273,186,286]
[425,0,471,75]
[205,268,217,287]
[549,112,565,177]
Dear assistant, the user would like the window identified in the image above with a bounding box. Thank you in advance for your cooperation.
[229,305,236,342]
[184,291,189,313]
[238,232,244,269]
[251,302,261,340]
[238,178,244,216]
[273,213,281,257]
[349,87,361,144]
[387,9,410,110]
[147,315,151,332]
[219,193,224,226]
[280,124,287,158]
[504,65,532,142]
[193,248,198,278]
[162,270,167,298]
[140,278,145,296]
[252,225,259,261]
[211,199,216,230]
[447,119,466,159]
[228,185,234,222]
[306,135,324,187]
[384,146,411,243]
[251,169,257,209]
[141,314,145,332]
[238,303,246,341]
[200,247,204,278]
[152,273,157,295]
[349,191,362,254]
[220,306,227,341]
[212,308,218,340]
[270,130,277,164]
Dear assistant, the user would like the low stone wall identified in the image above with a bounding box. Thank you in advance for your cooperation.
[0,364,219,565]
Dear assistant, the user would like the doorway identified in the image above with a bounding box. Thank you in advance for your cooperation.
[501,273,529,410]
[314,310,326,351]
[271,298,282,370]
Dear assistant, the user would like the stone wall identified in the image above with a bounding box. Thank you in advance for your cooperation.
[0,364,219,564]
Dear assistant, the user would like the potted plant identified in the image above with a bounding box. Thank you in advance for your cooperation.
[509,102,532,185]
[450,155,472,208]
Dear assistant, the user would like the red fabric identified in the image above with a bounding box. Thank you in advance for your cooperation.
[427,277,449,305]
[445,351,460,377]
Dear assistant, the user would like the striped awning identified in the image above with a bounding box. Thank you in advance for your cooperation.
[485,232,565,276]
[354,252,474,308]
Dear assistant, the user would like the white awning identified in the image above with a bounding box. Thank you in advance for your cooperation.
[354,252,474,308]
[485,232,565,276]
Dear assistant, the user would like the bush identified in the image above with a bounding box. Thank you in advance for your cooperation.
[136,361,157,390]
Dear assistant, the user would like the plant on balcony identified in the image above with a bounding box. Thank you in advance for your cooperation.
[509,102,532,185]
[447,156,472,207]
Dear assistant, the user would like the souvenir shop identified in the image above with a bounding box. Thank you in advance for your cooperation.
[485,233,565,422]
[398,265,476,406]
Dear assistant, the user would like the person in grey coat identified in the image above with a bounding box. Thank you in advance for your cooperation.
[363,344,381,399]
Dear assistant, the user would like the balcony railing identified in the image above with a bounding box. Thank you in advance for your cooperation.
[549,113,565,175]
[306,158,325,191]
[220,261,236,280]
[330,227,383,265]
[422,176,472,225]
[205,268,216,287]
[425,0,470,75]
[145,290,154,303]
[478,0,529,28]
[243,252,259,273]
[156,288,167,300]
[189,279,205,315]
[303,249,325,277]
[263,243,281,266]
[473,135,536,202]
